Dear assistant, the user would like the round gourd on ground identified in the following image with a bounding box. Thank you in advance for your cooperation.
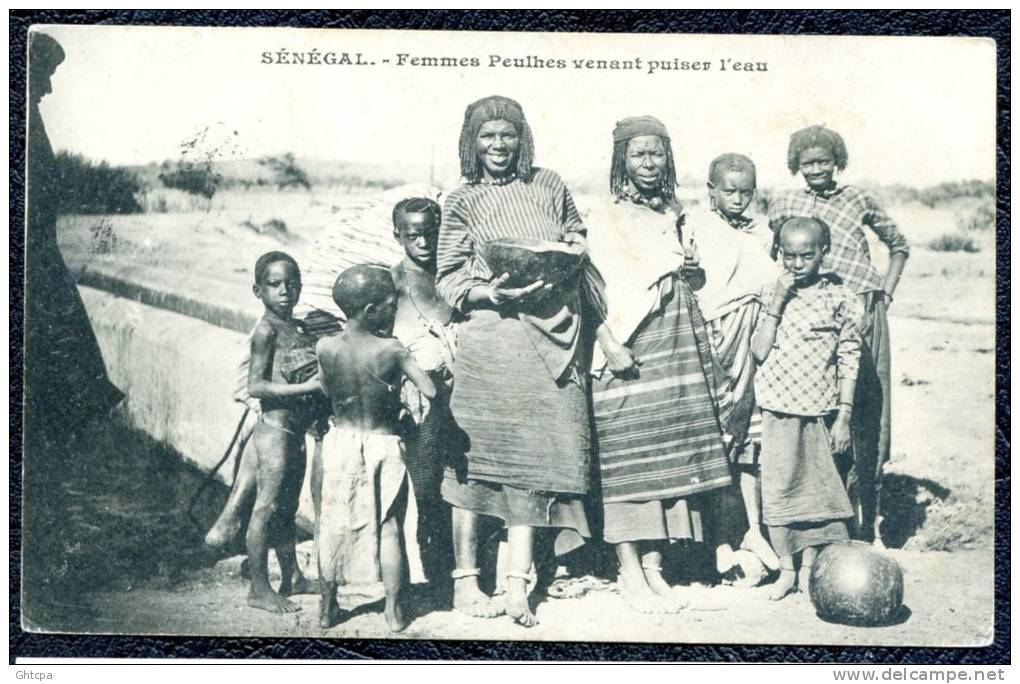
[809,541,905,626]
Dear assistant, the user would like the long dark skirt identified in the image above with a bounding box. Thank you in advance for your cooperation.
[760,409,853,556]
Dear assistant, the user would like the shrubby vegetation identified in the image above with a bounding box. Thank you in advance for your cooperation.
[928,233,980,253]
[158,161,221,199]
[53,152,142,214]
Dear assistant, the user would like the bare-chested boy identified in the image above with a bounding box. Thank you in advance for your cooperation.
[389,198,458,593]
[245,251,322,613]
[314,265,436,632]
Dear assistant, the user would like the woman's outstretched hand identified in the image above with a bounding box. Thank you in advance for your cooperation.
[487,273,553,307]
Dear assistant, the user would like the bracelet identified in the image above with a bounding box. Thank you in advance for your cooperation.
[883,291,894,303]
[764,309,782,319]
[838,401,854,412]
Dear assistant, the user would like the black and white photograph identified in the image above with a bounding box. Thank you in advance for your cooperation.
[16,21,1000,650]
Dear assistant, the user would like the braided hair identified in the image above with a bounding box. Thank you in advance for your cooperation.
[458,95,535,183]
[610,137,677,201]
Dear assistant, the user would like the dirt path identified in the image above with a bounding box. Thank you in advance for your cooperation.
[30,548,991,647]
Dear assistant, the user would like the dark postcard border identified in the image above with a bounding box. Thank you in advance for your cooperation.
[9,9,1010,664]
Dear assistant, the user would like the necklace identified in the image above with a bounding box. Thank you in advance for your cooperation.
[470,172,517,186]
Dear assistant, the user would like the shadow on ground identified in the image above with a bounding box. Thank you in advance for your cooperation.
[878,473,951,549]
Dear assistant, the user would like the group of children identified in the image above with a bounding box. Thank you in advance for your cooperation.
[229,123,907,630]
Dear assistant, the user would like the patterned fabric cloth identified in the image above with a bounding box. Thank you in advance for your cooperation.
[767,185,909,295]
[755,276,864,416]
[708,299,763,453]
[593,276,731,504]
[317,428,407,585]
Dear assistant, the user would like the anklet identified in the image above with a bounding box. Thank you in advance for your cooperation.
[505,571,533,584]
[451,567,480,580]
[641,563,663,573]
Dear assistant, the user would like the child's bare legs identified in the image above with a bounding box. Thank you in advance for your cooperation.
[738,464,780,570]
[451,506,503,618]
[205,438,256,551]
[768,554,797,601]
[311,441,342,628]
[798,546,818,594]
[380,481,410,632]
[276,436,315,597]
[505,525,537,627]
[246,423,300,614]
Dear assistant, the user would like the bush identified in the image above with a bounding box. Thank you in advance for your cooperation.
[52,152,142,214]
[918,180,994,208]
[927,233,980,253]
[257,153,311,190]
[957,204,995,232]
[158,162,221,199]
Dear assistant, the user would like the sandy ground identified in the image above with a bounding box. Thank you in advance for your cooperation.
[27,547,992,647]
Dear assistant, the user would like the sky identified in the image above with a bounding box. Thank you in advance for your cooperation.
[35,25,997,191]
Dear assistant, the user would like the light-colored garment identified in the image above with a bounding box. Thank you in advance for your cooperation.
[755,277,864,416]
[317,428,407,585]
[683,206,778,322]
[585,196,687,370]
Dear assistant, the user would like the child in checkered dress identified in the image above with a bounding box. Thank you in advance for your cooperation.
[752,217,864,601]
[768,126,909,545]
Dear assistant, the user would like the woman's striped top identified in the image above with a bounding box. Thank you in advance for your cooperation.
[436,167,586,311]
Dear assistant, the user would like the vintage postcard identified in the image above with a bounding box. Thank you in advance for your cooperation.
[19,24,997,648]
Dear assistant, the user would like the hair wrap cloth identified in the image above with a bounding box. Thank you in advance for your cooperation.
[612,115,670,143]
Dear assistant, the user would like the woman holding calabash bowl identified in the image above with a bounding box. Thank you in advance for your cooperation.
[585,116,733,612]
[435,95,622,627]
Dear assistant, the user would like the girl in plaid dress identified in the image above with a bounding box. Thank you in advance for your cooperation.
[752,218,863,601]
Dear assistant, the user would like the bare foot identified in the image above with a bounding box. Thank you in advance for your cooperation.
[505,579,537,628]
[644,568,690,610]
[619,571,683,613]
[280,573,318,596]
[319,597,341,628]
[741,529,781,571]
[453,577,504,618]
[767,570,797,601]
[204,516,242,552]
[385,597,409,633]
[248,587,301,613]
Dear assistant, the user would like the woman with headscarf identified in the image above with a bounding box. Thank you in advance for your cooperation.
[435,95,610,627]
[25,31,123,449]
[585,116,732,612]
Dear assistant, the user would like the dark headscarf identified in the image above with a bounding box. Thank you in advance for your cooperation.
[609,115,678,201]
[458,95,535,182]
